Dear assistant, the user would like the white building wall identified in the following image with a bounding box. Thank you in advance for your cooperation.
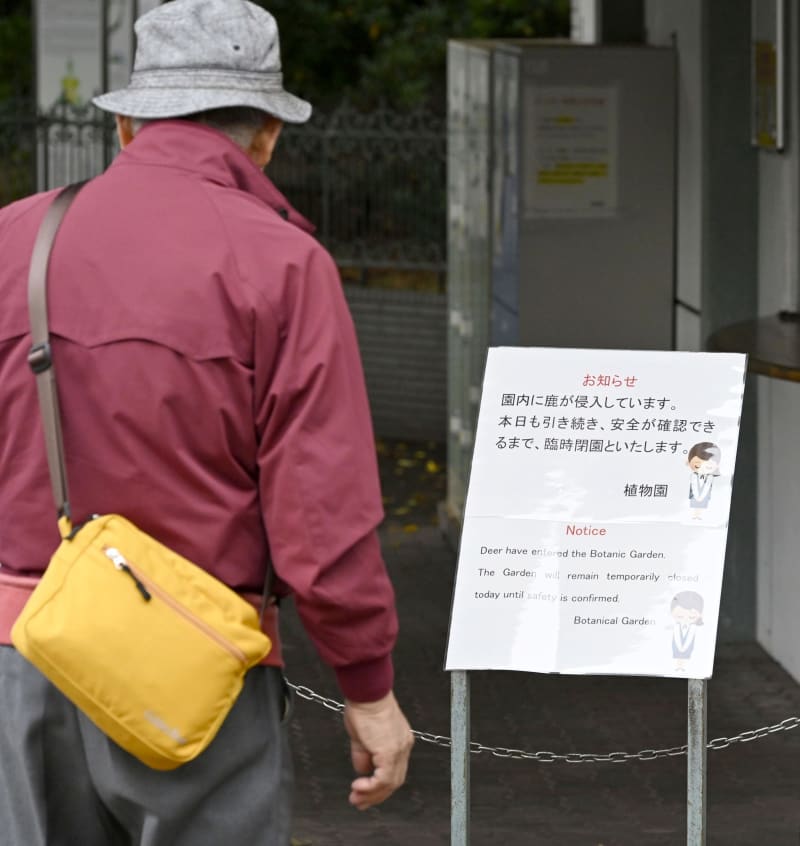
[646,0,800,666]
[755,1,800,680]
[645,0,704,352]
[570,0,601,43]
[675,306,702,352]
[757,377,800,678]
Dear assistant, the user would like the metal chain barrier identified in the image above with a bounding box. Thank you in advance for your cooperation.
[287,681,800,764]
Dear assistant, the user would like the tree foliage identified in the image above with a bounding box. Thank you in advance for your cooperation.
[251,0,570,111]
[0,0,569,110]
[0,0,32,100]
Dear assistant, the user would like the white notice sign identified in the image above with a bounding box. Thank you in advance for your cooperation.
[445,348,747,679]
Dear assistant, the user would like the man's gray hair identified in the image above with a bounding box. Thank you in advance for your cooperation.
[131,106,271,151]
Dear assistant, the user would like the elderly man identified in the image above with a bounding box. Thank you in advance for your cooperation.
[0,1,412,843]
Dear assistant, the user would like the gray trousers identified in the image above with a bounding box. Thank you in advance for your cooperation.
[0,646,293,846]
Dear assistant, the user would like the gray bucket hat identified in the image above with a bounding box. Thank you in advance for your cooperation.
[92,0,312,123]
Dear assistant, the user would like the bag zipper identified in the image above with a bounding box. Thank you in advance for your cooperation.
[102,546,247,665]
[104,546,152,601]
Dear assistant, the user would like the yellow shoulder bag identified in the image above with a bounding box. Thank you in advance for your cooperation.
[11,183,271,770]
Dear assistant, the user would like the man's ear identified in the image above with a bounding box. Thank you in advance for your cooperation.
[248,116,283,169]
[115,114,135,149]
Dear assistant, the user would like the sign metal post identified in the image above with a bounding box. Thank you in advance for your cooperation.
[451,670,470,846]
[687,678,708,844]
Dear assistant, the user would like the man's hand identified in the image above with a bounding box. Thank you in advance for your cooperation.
[343,690,414,810]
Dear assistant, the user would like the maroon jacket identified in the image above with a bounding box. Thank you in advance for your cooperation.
[0,120,397,702]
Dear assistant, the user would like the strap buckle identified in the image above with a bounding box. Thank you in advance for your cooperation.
[28,342,52,374]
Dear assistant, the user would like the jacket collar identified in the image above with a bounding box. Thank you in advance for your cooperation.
[113,119,315,234]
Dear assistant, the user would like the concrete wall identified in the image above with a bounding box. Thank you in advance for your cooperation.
[345,286,447,443]
[647,0,800,676]
[755,1,800,680]
[757,377,800,678]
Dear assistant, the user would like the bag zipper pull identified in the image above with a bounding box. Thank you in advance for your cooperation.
[104,547,152,602]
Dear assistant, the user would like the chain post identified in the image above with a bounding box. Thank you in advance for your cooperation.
[687,678,708,845]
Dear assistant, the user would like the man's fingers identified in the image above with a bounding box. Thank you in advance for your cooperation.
[348,745,411,810]
[342,691,414,809]
[350,742,372,775]
[348,768,401,810]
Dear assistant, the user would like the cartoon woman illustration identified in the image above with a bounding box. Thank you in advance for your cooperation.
[687,442,721,519]
[670,591,704,671]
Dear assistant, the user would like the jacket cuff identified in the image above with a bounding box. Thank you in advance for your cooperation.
[335,654,394,703]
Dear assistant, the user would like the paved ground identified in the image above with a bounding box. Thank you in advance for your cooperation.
[284,441,800,845]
